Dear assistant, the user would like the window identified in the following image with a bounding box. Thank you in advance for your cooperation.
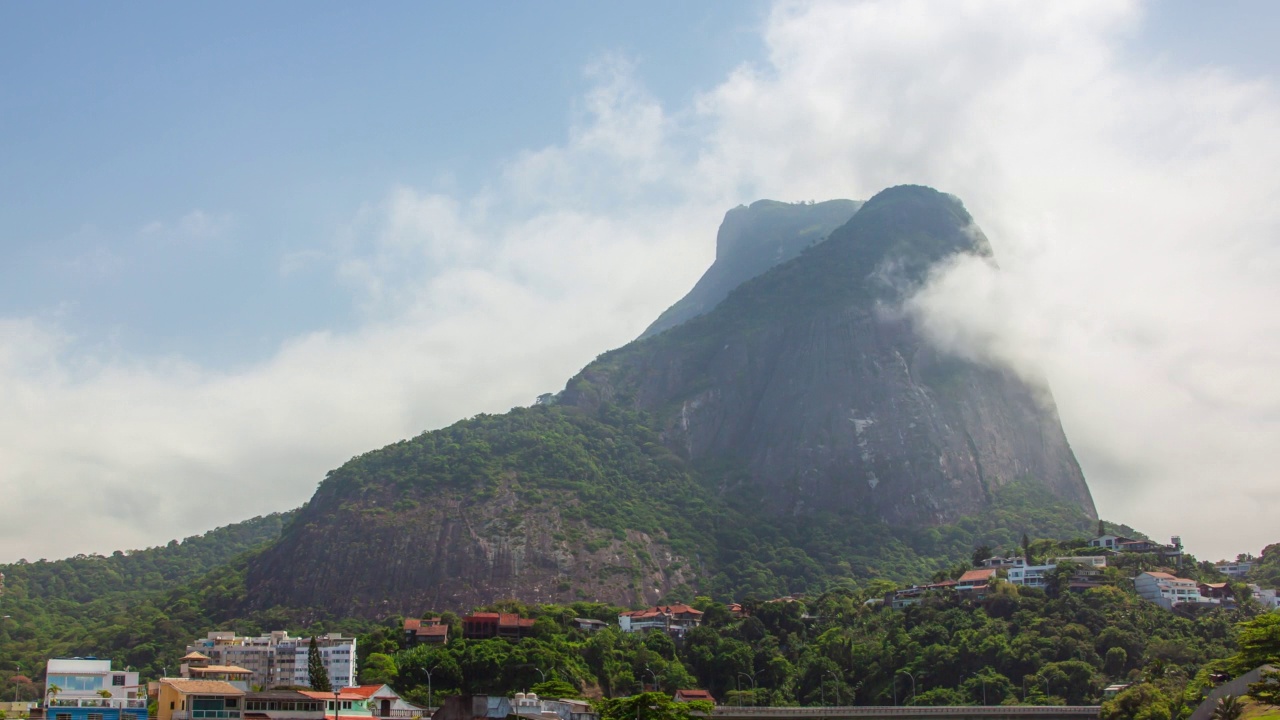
[171,703,176,710]
[113,675,127,686]
[88,713,104,720]
[124,714,138,720]
[56,713,71,720]
[226,699,238,709]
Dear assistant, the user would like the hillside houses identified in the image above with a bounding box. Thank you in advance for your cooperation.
[618,604,704,635]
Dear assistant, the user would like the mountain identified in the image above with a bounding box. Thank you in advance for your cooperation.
[640,199,861,339]
[240,185,1096,617]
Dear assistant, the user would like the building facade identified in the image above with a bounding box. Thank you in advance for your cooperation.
[1135,572,1205,609]
[44,659,145,720]
[185,632,356,690]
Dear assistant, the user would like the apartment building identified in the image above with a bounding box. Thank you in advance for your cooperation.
[185,632,356,690]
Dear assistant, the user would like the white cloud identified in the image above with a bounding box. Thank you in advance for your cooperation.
[2,0,1278,564]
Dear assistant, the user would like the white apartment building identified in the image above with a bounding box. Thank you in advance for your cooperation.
[1002,557,1106,588]
[1135,572,1205,609]
[1249,585,1280,610]
[1216,561,1255,578]
[185,632,356,690]
[1006,563,1055,588]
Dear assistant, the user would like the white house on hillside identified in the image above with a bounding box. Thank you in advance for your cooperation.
[1135,572,1205,609]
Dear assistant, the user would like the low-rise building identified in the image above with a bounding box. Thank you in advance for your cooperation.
[44,659,146,720]
[1216,561,1255,578]
[673,690,715,705]
[617,605,703,635]
[403,619,449,646]
[461,613,536,640]
[1199,582,1235,603]
[1250,585,1280,610]
[571,618,608,633]
[956,568,996,596]
[242,690,326,720]
[156,678,244,720]
[1135,572,1205,609]
[885,581,956,609]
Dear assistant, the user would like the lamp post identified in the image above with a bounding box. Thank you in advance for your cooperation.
[1037,672,1052,703]
[825,672,840,706]
[424,666,436,711]
[334,689,341,720]
[896,671,916,706]
[535,668,548,685]
[737,672,756,707]
[14,663,21,703]
[644,667,658,693]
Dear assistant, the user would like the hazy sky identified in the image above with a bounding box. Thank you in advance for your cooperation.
[2,0,1278,565]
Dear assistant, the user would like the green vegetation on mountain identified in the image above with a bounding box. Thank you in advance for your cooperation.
[369,578,1260,709]
[0,514,290,696]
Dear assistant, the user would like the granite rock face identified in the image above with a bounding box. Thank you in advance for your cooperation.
[565,185,1096,525]
[243,185,1095,616]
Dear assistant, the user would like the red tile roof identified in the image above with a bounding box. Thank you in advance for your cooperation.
[343,686,388,699]
[674,689,715,703]
[958,569,996,584]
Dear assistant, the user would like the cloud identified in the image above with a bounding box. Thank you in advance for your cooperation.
[0,64,720,562]
[2,0,1278,564]
[686,0,1280,560]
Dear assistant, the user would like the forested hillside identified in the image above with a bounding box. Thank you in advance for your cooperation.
[0,514,291,695]
[354,580,1270,709]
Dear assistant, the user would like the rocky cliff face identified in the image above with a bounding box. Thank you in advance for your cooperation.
[242,185,1095,616]
[641,199,861,339]
[564,185,1095,525]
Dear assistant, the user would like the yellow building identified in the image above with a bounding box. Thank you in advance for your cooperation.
[156,678,245,720]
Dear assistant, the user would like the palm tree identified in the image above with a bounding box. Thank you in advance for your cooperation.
[45,684,61,707]
[1212,694,1244,720]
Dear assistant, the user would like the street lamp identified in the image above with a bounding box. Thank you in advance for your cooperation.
[334,689,341,720]
[424,666,436,711]
[895,671,916,706]
[966,674,987,706]
[644,667,658,693]
[737,672,757,707]
[825,672,840,706]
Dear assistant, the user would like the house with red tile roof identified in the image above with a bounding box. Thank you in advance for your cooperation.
[618,605,704,635]
[956,568,997,597]
[673,690,715,704]
[403,618,449,645]
[461,613,536,640]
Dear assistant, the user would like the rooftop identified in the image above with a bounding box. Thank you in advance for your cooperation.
[160,679,245,696]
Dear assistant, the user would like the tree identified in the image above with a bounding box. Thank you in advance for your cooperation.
[308,637,332,692]
[1248,667,1280,706]
[1101,683,1172,720]
[598,693,712,720]
[1022,534,1032,565]
[971,545,994,566]
[530,679,580,700]
[1211,695,1243,720]
[1229,613,1280,674]
[360,653,398,686]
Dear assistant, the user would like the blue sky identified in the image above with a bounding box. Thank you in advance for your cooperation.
[2,1,1279,563]
[1,1,767,364]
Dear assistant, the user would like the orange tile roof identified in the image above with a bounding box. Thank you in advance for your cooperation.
[160,679,245,696]
[343,686,388,699]
[298,691,365,701]
[958,569,996,583]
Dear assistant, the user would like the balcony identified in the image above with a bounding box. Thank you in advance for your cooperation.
[173,712,242,720]
[49,699,148,709]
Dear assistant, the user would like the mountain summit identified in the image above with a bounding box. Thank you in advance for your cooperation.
[243,185,1095,616]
